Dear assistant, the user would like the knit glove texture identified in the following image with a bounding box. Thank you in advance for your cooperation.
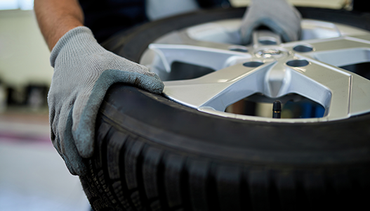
[48,26,164,176]
[240,0,302,44]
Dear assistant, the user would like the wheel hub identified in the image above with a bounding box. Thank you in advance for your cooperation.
[255,48,285,59]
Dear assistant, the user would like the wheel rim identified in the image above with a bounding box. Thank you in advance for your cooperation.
[140,19,370,123]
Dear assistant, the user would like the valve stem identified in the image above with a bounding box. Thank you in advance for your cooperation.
[273,101,282,119]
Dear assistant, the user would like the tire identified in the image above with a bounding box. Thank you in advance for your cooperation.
[80,7,370,211]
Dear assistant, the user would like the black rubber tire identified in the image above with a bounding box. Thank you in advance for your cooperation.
[80,7,370,211]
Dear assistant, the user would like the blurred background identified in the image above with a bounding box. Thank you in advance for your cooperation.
[0,0,353,210]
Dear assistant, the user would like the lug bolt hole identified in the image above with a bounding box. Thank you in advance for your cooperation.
[243,61,264,68]
[293,45,313,52]
[286,59,309,67]
[229,46,248,52]
[259,37,277,45]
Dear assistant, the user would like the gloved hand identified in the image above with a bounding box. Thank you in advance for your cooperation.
[49,26,164,176]
[240,0,302,44]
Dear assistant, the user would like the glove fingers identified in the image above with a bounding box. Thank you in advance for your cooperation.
[240,19,260,44]
[88,49,163,93]
[55,106,87,176]
[64,108,87,176]
[131,72,164,94]
[72,69,163,160]
[53,132,78,176]
[59,148,77,175]
[48,84,60,150]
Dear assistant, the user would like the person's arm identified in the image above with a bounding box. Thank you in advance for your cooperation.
[34,0,84,50]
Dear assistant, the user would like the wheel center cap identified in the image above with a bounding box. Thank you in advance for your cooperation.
[255,49,284,59]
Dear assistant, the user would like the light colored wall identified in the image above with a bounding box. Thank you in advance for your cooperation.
[0,9,52,87]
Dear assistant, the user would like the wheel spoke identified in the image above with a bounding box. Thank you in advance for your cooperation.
[350,72,370,116]
[261,59,292,98]
[155,30,240,49]
[285,53,370,120]
[284,35,370,67]
[306,58,370,119]
[149,43,252,72]
[286,59,351,119]
[164,63,274,111]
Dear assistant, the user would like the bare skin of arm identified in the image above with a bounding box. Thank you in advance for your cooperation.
[34,0,84,51]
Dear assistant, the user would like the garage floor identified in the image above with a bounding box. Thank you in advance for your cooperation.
[0,111,90,211]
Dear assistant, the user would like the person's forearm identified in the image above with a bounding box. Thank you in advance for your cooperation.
[34,0,84,51]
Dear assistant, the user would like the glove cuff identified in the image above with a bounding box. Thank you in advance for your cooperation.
[50,26,99,68]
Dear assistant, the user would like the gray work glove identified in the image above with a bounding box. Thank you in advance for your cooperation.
[49,26,164,176]
[240,0,302,44]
